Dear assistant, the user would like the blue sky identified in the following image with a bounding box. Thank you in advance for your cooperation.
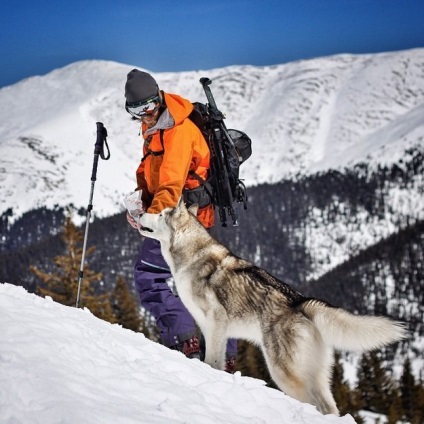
[1,0,424,88]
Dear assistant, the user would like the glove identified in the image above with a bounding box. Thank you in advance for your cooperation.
[126,211,140,229]
[124,191,145,229]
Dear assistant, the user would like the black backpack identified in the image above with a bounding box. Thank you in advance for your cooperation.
[183,101,252,227]
[153,78,251,227]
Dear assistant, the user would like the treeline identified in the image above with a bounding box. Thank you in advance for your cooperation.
[333,351,424,423]
[2,152,422,295]
[214,148,423,287]
[309,220,424,334]
[1,156,422,332]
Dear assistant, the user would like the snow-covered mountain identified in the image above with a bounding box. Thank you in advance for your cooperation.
[1,48,423,219]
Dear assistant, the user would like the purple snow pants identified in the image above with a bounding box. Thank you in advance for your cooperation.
[134,237,237,357]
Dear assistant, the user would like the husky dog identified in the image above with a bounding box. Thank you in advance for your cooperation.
[138,199,406,415]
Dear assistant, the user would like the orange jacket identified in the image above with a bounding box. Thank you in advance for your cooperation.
[135,92,214,228]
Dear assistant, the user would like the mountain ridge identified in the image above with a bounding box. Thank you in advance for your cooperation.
[1,48,423,219]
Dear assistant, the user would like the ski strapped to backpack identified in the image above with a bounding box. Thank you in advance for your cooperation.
[184,77,252,226]
[154,77,252,227]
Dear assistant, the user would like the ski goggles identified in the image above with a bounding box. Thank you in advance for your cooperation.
[126,95,161,118]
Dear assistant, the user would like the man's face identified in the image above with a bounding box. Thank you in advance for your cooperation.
[126,91,162,128]
[141,107,160,128]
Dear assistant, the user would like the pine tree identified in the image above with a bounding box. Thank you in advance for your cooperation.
[111,275,149,335]
[30,213,115,322]
[356,351,397,415]
[331,352,364,423]
[400,357,415,421]
[332,351,350,413]
[386,387,403,424]
[412,383,424,424]
[399,357,424,424]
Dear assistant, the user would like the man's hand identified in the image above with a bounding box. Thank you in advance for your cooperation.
[124,190,145,229]
[126,211,140,229]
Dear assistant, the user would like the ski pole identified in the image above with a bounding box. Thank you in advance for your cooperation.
[76,122,110,308]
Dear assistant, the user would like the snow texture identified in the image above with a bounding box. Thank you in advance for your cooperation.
[0,283,355,424]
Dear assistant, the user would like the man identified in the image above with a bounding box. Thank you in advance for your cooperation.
[124,69,237,370]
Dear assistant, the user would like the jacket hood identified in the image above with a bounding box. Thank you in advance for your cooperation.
[163,92,193,125]
[142,92,194,138]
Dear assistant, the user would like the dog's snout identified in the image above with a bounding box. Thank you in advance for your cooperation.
[140,226,153,233]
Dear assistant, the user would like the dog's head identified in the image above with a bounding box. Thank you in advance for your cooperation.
[138,198,200,241]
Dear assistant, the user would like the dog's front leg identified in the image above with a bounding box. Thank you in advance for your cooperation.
[202,319,227,370]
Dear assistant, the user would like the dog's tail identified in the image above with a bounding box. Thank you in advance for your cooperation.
[299,299,407,352]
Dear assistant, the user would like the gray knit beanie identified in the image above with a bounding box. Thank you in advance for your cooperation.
[125,69,159,104]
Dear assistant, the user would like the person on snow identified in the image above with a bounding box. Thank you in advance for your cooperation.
[124,69,237,371]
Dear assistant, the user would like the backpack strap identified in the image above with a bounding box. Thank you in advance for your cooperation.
[188,170,214,200]
[159,129,165,150]
[188,169,205,185]
[140,131,165,163]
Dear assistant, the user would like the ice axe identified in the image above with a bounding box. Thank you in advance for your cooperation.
[76,122,110,308]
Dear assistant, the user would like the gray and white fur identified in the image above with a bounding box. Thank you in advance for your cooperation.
[138,199,407,415]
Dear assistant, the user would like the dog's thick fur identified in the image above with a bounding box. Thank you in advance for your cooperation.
[139,199,406,415]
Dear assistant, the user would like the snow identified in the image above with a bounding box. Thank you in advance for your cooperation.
[358,410,394,424]
[1,49,423,220]
[0,283,355,424]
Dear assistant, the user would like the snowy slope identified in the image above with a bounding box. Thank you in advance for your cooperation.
[0,283,355,424]
[1,48,423,219]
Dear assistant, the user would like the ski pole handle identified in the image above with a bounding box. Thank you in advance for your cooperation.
[91,122,110,181]
[95,122,110,160]
[94,122,106,154]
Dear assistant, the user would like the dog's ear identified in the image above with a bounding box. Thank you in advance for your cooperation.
[187,203,199,217]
